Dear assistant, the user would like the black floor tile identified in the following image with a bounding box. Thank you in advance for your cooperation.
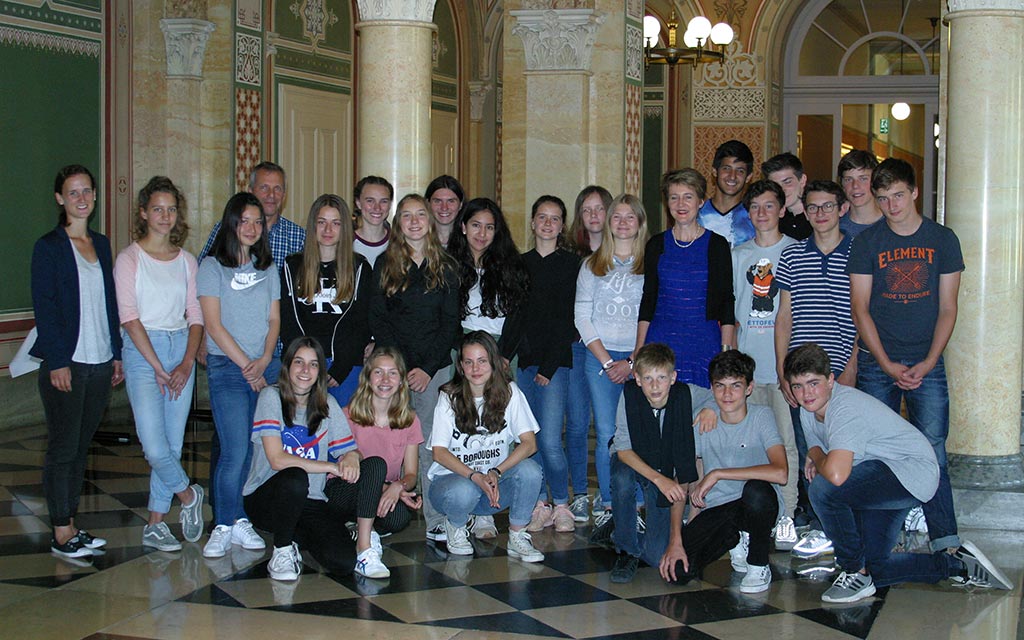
[0,531,51,555]
[630,589,783,625]
[0,441,28,451]
[535,546,619,575]
[387,540,454,563]
[176,584,246,607]
[474,575,619,610]
[88,544,153,569]
[421,611,570,637]
[108,491,150,509]
[0,569,96,589]
[594,627,718,640]
[329,563,462,594]
[0,462,39,472]
[796,596,887,639]
[262,597,402,622]
[7,481,104,499]
[83,469,150,480]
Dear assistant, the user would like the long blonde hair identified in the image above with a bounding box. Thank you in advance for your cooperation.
[297,194,355,303]
[378,194,454,296]
[346,346,416,429]
[586,193,647,277]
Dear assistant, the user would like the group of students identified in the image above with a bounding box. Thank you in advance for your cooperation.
[31,148,1012,602]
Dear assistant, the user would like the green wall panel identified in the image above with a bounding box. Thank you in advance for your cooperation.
[642,108,665,234]
[432,0,457,79]
[273,0,351,54]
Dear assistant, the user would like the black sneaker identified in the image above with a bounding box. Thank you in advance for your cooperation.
[52,535,94,559]
[76,530,107,549]
[610,554,639,583]
[589,515,615,549]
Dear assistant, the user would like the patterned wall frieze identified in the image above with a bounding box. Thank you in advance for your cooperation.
[235,32,262,85]
[698,40,759,88]
[0,24,99,56]
[273,47,350,78]
[947,0,1024,11]
[625,22,642,83]
[510,8,606,73]
[521,1,589,8]
[237,0,262,29]
[289,0,338,49]
[626,0,643,20]
[159,18,215,79]
[643,105,663,119]
[469,81,492,122]
[356,0,437,23]
[693,87,765,120]
[235,88,261,192]
[694,125,763,174]
[0,3,101,33]
[624,84,642,195]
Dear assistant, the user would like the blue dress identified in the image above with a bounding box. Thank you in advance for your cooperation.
[645,232,721,387]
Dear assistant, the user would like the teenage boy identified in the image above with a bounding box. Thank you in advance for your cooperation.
[353,175,393,266]
[783,343,1010,603]
[847,158,965,557]
[732,180,800,549]
[762,152,811,241]
[837,150,883,238]
[698,140,756,247]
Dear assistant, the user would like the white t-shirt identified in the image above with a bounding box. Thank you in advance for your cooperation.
[427,382,539,480]
[461,270,506,335]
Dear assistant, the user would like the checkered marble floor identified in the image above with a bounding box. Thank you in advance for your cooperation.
[0,421,1021,640]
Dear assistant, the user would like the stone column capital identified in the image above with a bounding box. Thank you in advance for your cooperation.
[159,18,216,79]
[468,81,493,122]
[946,0,1024,15]
[356,0,437,23]
[510,8,606,73]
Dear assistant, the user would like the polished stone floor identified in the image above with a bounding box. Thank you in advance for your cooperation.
[0,420,1021,639]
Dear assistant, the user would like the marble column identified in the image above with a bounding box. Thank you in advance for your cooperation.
[467,81,493,199]
[354,0,436,206]
[944,0,1024,489]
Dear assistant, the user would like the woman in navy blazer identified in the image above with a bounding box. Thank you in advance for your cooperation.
[30,164,123,559]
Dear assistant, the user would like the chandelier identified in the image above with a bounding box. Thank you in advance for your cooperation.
[642,10,734,67]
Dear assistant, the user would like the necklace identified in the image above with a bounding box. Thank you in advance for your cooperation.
[672,226,703,249]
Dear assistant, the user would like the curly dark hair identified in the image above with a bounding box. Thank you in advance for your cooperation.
[447,198,529,320]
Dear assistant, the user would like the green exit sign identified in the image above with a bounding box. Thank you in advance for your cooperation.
[879,118,890,134]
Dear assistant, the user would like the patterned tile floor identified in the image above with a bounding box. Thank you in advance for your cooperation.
[0,420,1021,639]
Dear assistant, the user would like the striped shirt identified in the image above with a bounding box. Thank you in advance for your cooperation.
[776,235,856,375]
[199,216,306,270]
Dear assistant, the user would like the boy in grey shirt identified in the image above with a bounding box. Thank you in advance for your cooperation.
[784,343,1011,604]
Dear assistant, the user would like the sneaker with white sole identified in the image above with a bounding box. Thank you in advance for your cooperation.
[730,531,750,572]
[51,535,94,559]
[773,515,798,551]
[569,494,590,522]
[444,519,474,555]
[636,512,646,534]
[268,543,301,581]
[954,540,1013,590]
[426,523,447,542]
[527,503,554,532]
[594,508,613,529]
[143,522,183,552]
[369,529,383,556]
[179,484,206,543]
[551,504,576,532]
[792,529,833,559]
[740,564,772,593]
[821,570,876,603]
[471,514,498,539]
[355,547,390,578]
[231,518,266,550]
[904,506,928,534]
[75,530,107,549]
[203,524,233,558]
[507,529,544,563]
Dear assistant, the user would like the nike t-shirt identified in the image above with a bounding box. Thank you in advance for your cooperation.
[197,256,280,359]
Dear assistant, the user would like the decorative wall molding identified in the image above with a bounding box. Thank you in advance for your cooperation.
[624,84,642,195]
[697,40,760,88]
[289,0,339,48]
[625,23,643,82]
[626,0,643,20]
[235,89,261,192]
[0,25,100,57]
[158,18,215,79]
[235,32,262,85]
[496,85,503,124]
[644,105,663,119]
[356,0,437,23]
[237,0,262,29]
[693,87,765,120]
[947,0,1024,11]
[510,9,606,73]
[469,81,492,122]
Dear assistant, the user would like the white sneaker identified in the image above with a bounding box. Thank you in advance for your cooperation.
[507,529,545,563]
[470,514,498,539]
[730,531,750,572]
[143,522,182,552]
[355,547,390,578]
[231,518,266,550]
[203,524,233,558]
[904,506,928,533]
[369,529,383,556]
[792,529,834,559]
[444,519,474,555]
[740,564,772,593]
[773,515,798,551]
[268,543,301,581]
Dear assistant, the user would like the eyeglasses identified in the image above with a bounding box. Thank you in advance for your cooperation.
[805,202,838,214]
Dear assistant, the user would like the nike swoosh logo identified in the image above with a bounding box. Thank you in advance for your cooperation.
[230,277,267,290]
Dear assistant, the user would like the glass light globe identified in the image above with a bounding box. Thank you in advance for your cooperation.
[643,16,661,43]
[687,16,712,40]
[683,29,699,49]
[710,22,734,46]
[891,102,911,121]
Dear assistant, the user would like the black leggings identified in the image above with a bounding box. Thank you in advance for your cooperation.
[322,457,412,534]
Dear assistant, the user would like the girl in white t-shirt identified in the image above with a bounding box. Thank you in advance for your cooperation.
[428,331,545,562]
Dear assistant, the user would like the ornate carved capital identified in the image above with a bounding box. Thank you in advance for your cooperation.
[510,9,606,73]
[947,0,1024,13]
[356,0,437,23]
[159,18,215,79]
[469,81,493,122]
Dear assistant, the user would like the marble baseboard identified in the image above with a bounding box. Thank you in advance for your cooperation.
[955,486,1024,531]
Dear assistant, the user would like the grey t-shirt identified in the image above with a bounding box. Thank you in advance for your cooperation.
[800,383,939,502]
[612,384,714,453]
[197,257,280,359]
[243,387,355,501]
[693,404,784,517]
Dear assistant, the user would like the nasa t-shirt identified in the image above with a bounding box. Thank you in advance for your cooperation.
[243,387,357,501]
[427,382,540,481]
[197,255,280,359]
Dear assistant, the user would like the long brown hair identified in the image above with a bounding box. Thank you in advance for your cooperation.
[346,346,416,430]
[378,193,454,296]
[586,193,647,277]
[569,185,612,257]
[277,337,332,437]
[134,176,190,246]
[440,331,512,435]
[297,194,356,303]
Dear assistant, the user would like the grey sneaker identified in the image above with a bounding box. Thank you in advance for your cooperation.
[954,540,1013,590]
[569,494,590,523]
[444,519,474,556]
[470,514,498,540]
[507,529,544,563]
[773,515,798,551]
[730,531,750,572]
[821,570,876,603]
[179,484,205,543]
[740,564,772,593]
[143,522,183,552]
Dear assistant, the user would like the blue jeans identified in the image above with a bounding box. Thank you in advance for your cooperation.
[810,460,961,587]
[857,349,959,552]
[609,453,673,568]
[585,348,630,508]
[326,360,361,408]
[565,341,593,497]
[123,329,195,514]
[518,365,570,505]
[207,354,273,526]
[429,458,543,528]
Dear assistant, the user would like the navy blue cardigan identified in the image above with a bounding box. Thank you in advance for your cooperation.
[30,226,122,368]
